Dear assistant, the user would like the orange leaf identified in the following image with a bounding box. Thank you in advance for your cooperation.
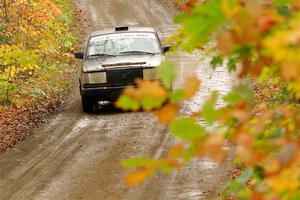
[125,168,154,186]
[184,76,201,99]
[250,63,262,77]
[251,192,264,200]
[217,32,236,55]
[258,15,278,34]
[231,109,251,122]
[167,144,184,158]
[155,103,179,124]
[124,80,168,100]
[237,146,262,167]
[124,86,142,99]
[203,135,227,163]
[231,101,251,122]
[239,57,251,78]
[236,132,253,147]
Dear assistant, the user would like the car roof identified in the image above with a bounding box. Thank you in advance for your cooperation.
[89,27,157,37]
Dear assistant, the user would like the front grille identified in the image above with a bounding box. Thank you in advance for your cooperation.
[106,68,143,85]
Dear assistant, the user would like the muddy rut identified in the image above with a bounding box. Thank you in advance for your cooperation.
[0,0,237,199]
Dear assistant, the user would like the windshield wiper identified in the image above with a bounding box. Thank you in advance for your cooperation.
[119,51,155,56]
[89,53,116,58]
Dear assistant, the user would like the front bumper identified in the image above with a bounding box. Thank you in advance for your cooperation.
[80,85,127,102]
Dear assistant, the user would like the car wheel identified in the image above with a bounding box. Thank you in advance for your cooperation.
[82,96,94,113]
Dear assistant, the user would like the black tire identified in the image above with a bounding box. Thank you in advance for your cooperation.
[82,96,94,113]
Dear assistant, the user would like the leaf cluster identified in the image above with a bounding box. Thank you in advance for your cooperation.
[118,0,300,199]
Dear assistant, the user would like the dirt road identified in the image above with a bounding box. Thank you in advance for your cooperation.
[0,0,237,199]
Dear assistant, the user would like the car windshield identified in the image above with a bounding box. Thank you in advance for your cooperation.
[87,32,161,57]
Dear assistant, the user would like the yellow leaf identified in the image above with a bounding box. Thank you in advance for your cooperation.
[4,68,10,74]
[29,30,38,37]
[10,70,16,77]
[163,35,176,45]
[288,77,300,99]
[221,0,241,17]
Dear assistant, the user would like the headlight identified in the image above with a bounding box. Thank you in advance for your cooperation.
[82,72,107,84]
[143,68,159,80]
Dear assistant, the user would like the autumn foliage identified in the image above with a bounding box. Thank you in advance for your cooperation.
[0,0,76,104]
[118,0,300,199]
[0,0,77,150]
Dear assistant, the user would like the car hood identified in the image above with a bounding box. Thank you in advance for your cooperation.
[82,54,165,72]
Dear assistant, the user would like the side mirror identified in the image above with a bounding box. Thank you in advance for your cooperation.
[163,45,171,54]
[74,52,84,59]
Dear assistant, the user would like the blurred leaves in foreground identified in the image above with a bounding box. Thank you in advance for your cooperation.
[118,0,300,199]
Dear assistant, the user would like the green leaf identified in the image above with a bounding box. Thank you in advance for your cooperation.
[202,91,219,124]
[178,0,227,51]
[116,95,140,111]
[170,118,205,140]
[274,85,290,102]
[121,157,151,168]
[141,96,165,110]
[174,13,188,23]
[237,168,253,184]
[254,139,267,149]
[290,191,300,200]
[228,57,237,72]
[159,61,175,90]
[276,5,292,16]
[183,144,197,163]
[253,165,265,180]
[273,0,292,5]
[235,45,252,57]
[223,85,252,104]
[210,56,223,69]
[158,162,173,173]
[269,126,284,138]
[226,168,253,195]
[227,180,243,194]
[170,89,185,102]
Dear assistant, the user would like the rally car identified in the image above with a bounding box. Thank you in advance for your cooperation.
[74,26,170,113]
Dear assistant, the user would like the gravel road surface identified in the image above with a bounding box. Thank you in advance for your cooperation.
[0,1,237,199]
